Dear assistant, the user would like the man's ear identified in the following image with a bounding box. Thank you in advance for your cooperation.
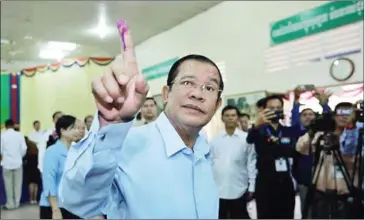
[161,86,169,105]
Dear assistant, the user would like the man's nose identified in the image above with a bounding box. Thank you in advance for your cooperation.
[189,87,205,101]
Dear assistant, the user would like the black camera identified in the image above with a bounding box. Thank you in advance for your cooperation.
[308,112,336,134]
[270,110,284,123]
[356,102,364,123]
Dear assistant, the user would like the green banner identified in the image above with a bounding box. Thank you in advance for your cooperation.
[142,57,179,81]
[270,1,364,45]
[0,75,10,125]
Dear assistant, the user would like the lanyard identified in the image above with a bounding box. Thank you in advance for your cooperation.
[266,127,282,138]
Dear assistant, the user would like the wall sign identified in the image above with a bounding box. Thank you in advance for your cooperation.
[142,57,179,81]
[270,1,364,45]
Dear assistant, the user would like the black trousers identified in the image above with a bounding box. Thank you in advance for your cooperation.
[219,194,250,219]
[256,180,295,219]
[39,206,81,219]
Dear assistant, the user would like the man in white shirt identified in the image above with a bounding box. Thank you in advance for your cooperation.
[0,119,27,209]
[211,105,257,219]
[28,120,44,145]
[38,111,63,173]
[133,97,159,126]
[84,115,94,132]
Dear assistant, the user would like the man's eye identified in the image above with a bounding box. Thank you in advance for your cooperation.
[205,85,215,92]
[181,81,193,86]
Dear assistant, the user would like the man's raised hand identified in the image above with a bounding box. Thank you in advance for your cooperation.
[91,20,149,124]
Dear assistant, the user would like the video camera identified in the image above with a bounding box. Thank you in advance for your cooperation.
[308,111,335,134]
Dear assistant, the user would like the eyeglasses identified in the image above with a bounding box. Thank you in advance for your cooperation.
[171,78,222,96]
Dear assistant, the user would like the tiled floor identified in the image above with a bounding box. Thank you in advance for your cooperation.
[1,204,39,219]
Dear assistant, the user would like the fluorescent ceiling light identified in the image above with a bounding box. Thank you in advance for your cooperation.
[46,41,77,51]
[39,49,65,60]
[1,39,9,44]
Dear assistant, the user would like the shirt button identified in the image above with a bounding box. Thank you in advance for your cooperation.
[99,133,106,141]
[183,148,193,155]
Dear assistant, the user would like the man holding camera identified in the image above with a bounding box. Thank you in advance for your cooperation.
[291,88,332,214]
[296,101,364,219]
[247,95,298,219]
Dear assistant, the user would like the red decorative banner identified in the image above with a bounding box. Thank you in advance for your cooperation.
[14,57,115,77]
[90,57,114,66]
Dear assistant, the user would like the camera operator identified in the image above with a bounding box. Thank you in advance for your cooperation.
[247,95,298,219]
[296,101,364,219]
[291,87,332,128]
[291,88,331,215]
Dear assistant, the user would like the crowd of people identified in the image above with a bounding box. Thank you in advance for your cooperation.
[0,97,160,217]
[0,45,363,219]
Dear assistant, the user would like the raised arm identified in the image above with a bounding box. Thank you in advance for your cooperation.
[59,116,133,218]
[59,19,149,218]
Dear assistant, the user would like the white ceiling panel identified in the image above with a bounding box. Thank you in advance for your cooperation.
[1,1,221,70]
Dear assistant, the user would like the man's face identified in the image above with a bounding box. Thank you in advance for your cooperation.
[74,120,86,142]
[300,109,316,127]
[222,109,239,128]
[163,60,222,128]
[53,112,63,124]
[265,99,283,123]
[239,116,249,132]
[34,122,41,131]
[85,116,94,131]
[335,107,353,128]
[266,99,283,112]
[141,99,158,120]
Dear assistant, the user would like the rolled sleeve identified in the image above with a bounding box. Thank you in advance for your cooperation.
[247,143,257,193]
[42,150,58,197]
[60,113,133,218]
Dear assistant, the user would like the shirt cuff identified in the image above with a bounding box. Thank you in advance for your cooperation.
[43,185,57,197]
[93,114,134,153]
[248,183,255,193]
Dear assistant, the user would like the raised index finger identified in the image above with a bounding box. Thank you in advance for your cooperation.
[116,19,139,76]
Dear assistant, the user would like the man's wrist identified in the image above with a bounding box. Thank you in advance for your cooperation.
[98,111,135,128]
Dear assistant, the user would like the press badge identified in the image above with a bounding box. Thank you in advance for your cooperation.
[280,137,291,144]
[275,158,288,172]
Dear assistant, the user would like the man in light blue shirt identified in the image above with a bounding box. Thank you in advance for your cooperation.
[59,21,224,219]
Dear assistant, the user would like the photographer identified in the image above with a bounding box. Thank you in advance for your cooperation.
[247,95,298,219]
[291,88,331,214]
[296,101,364,219]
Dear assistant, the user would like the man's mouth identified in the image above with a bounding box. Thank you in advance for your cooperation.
[182,104,205,114]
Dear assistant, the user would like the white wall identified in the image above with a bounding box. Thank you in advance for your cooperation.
[135,1,364,97]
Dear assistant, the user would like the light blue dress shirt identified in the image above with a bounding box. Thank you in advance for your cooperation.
[340,122,364,155]
[59,112,219,219]
[40,140,68,207]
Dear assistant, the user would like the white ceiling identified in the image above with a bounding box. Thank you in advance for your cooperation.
[1,1,221,71]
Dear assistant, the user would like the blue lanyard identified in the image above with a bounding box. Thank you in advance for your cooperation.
[266,127,282,138]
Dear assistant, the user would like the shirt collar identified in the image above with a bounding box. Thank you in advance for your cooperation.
[222,128,240,137]
[155,112,209,158]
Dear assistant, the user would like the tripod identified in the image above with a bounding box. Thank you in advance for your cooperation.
[348,128,364,219]
[303,132,354,219]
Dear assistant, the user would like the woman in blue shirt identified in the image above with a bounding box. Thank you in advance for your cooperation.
[39,115,81,219]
